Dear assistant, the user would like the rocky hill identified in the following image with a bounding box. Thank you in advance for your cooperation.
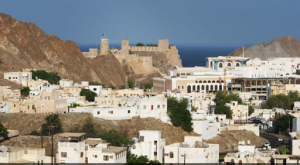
[0,113,267,153]
[0,12,181,87]
[228,36,300,60]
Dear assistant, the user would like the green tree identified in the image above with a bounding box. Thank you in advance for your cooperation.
[82,117,97,138]
[215,105,232,119]
[41,114,63,136]
[21,87,30,97]
[136,42,144,46]
[146,43,157,47]
[48,72,61,84]
[97,129,135,160]
[126,155,161,164]
[80,89,97,102]
[274,114,295,132]
[120,85,126,89]
[0,121,9,134]
[248,106,255,116]
[128,79,134,88]
[263,91,300,110]
[167,98,193,132]
[109,85,116,90]
[145,83,153,89]
[68,103,80,112]
[129,50,134,54]
[31,70,60,84]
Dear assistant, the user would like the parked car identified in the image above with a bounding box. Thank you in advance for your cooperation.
[278,138,283,141]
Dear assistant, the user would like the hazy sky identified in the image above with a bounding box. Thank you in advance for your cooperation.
[1,0,299,45]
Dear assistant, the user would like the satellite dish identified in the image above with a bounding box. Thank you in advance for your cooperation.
[238,141,242,145]
[247,140,251,145]
[242,141,245,145]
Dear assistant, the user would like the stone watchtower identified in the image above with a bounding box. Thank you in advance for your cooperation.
[100,39,110,55]
[121,40,130,54]
[158,39,169,51]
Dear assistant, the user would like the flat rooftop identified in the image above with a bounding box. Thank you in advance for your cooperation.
[58,132,86,137]
[102,146,127,153]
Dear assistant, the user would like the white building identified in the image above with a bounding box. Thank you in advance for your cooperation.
[0,146,48,163]
[70,96,170,124]
[227,65,281,78]
[289,132,300,155]
[0,103,10,113]
[59,79,74,88]
[224,141,274,164]
[191,110,220,140]
[57,133,127,164]
[87,85,102,96]
[164,136,219,163]
[206,56,249,72]
[131,130,166,163]
[246,57,300,76]
[4,71,32,86]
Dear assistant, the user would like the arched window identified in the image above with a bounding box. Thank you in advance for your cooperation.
[236,63,240,66]
[215,85,218,91]
[170,152,174,158]
[199,80,202,83]
[195,81,198,83]
[197,85,200,91]
[212,80,215,83]
[210,85,214,91]
[208,80,211,83]
[193,85,196,91]
[206,85,209,91]
[202,85,204,90]
[228,63,231,66]
[203,81,207,83]
[187,86,191,93]
[219,85,222,90]
[219,63,223,68]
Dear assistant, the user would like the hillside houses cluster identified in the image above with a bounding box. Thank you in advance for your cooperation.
[4,55,300,163]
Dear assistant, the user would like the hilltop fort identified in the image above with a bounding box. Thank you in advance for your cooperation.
[82,39,182,75]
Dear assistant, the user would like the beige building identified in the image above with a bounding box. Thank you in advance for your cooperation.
[101,89,144,96]
[289,131,300,155]
[226,101,249,121]
[28,79,49,88]
[95,95,122,107]
[4,71,32,86]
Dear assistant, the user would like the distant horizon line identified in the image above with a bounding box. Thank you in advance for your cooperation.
[76,42,255,47]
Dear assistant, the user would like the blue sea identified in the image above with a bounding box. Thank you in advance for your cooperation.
[78,43,251,67]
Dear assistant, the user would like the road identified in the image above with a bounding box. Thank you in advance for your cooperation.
[260,130,288,149]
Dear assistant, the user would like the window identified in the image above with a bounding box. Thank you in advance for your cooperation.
[178,86,180,89]
[110,155,113,159]
[151,105,153,110]
[170,152,174,158]
[9,77,11,79]
[163,105,165,108]
[137,105,139,109]
[103,155,109,161]
[81,152,84,158]
[128,110,130,113]
[111,111,113,114]
[140,136,144,142]
[93,155,97,158]
[236,63,240,66]
[28,105,30,110]
[14,104,16,107]
[61,152,67,158]
[219,63,223,68]
[228,63,231,66]
[182,86,184,89]
[143,105,146,109]
[157,105,160,108]
[154,141,157,145]
[97,111,100,115]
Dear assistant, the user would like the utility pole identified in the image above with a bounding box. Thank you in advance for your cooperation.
[48,117,56,165]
